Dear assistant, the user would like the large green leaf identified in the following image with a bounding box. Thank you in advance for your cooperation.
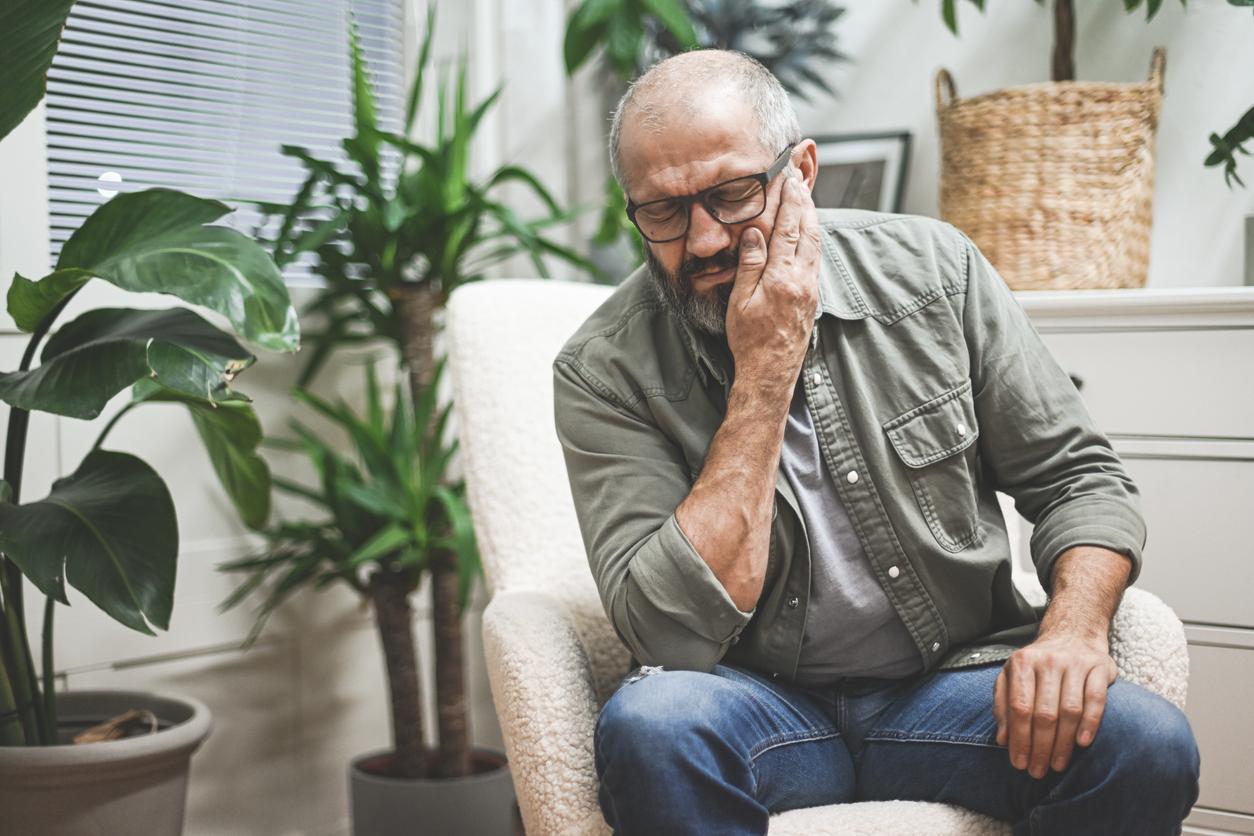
[132,380,271,530]
[7,189,299,352]
[639,0,697,48]
[0,307,254,419]
[0,0,76,142]
[0,450,178,635]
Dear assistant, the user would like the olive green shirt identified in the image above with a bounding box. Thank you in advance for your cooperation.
[552,208,1145,682]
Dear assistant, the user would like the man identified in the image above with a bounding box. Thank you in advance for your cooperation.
[552,49,1200,834]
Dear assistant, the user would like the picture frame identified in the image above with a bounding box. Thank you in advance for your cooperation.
[810,131,912,214]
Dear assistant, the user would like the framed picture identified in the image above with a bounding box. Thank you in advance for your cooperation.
[810,131,912,214]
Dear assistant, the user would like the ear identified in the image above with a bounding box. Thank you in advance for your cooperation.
[793,138,819,192]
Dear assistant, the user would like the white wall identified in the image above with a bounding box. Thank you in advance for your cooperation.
[789,0,1254,288]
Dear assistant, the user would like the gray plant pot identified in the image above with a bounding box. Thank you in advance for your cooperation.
[0,690,213,836]
[350,746,517,836]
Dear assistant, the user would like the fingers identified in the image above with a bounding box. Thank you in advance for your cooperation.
[1075,664,1111,749]
[993,667,1007,746]
[731,226,768,302]
[1049,666,1084,773]
[767,170,806,266]
[1007,660,1035,772]
[1029,665,1062,779]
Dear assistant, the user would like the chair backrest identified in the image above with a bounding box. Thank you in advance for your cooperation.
[444,277,1044,605]
[445,278,612,601]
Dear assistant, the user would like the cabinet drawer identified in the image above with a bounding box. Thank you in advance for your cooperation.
[1123,454,1254,630]
[1038,329,1254,439]
[1183,642,1254,816]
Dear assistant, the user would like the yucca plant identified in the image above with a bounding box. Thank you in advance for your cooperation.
[0,0,298,747]
[219,358,476,780]
[236,5,595,781]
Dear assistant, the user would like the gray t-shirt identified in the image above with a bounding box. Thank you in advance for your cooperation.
[779,372,924,684]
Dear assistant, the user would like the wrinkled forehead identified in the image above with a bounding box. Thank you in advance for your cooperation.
[617,95,772,203]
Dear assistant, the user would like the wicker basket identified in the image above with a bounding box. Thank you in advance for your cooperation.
[935,48,1166,290]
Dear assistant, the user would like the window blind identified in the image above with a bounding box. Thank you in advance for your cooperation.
[45,0,404,283]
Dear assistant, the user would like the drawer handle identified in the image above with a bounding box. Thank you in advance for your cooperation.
[1068,373,1084,392]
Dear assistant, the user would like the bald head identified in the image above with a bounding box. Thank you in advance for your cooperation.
[609,50,801,194]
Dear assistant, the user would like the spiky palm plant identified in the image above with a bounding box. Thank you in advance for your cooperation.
[233,5,595,781]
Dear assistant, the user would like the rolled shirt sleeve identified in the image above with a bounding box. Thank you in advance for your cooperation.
[955,229,1146,595]
[553,356,755,672]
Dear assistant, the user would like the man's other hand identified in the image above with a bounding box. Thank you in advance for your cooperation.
[992,633,1119,779]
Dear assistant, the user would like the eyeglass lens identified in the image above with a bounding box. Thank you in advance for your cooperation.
[634,176,767,243]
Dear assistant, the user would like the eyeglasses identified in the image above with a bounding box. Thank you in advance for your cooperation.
[625,142,797,244]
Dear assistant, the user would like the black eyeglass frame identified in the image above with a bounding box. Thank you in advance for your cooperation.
[625,142,798,244]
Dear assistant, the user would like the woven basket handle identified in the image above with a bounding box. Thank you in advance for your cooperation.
[935,68,957,111]
[1148,47,1166,94]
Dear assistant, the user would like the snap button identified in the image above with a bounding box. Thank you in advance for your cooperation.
[811,370,821,386]
[888,565,900,578]
[846,470,859,484]
[932,641,941,651]
[772,672,780,679]
[956,423,966,436]
[787,596,799,608]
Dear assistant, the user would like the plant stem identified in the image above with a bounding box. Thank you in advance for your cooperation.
[0,624,25,746]
[1,291,79,746]
[393,280,472,780]
[91,400,137,451]
[1052,0,1075,82]
[0,571,38,743]
[430,548,470,779]
[369,570,428,778]
[41,597,56,743]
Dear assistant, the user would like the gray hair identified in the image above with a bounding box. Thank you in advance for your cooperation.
[608,49,801,193]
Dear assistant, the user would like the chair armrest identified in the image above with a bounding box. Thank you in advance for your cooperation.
[481,588,616,836]
[1108,586,1190,711]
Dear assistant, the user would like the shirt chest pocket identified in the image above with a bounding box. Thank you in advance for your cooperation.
[882,379,983,552]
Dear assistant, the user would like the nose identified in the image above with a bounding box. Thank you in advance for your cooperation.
[685,199,734,259]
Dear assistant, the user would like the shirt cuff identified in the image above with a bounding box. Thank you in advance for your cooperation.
[629,512,757,643]
[1030,498,1145,595]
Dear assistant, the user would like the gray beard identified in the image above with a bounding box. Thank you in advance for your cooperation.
[644,247,735,337]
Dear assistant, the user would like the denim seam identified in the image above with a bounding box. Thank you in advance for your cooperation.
[749,728,842,764]
[862,729,1003,748]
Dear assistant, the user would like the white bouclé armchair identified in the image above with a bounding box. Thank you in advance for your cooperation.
[444,278,1190,836]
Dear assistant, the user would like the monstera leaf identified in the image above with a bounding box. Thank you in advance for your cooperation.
[0,307,254,419]
[0,0,76,141]
[0,450,178,635]
[132,379,271,530]
[8,189,300,353]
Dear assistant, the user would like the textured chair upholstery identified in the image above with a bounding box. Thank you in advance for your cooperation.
[445,278,1190,836]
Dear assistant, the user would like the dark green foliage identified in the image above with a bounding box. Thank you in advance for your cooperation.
[218,359,480,644]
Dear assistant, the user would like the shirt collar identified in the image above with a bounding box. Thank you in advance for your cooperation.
[678,229,871,387]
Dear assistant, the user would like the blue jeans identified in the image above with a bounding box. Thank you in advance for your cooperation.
[594,660,1200,835]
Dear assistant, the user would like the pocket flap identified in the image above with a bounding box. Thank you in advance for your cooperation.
[883,380,979,469]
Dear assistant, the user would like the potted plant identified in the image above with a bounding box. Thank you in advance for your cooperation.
[220,360,501,834]
[0,3,299,834]
[923,0,1254,289]
[222,7,595,834]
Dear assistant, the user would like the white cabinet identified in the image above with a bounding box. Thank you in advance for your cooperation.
[1017,287,1254,834]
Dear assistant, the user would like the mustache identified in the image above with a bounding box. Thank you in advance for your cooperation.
[678,248,739,284]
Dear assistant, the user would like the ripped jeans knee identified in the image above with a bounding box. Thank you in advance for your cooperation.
[622,664,665,686]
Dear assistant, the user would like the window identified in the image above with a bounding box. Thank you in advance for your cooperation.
[45,0,404,282]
